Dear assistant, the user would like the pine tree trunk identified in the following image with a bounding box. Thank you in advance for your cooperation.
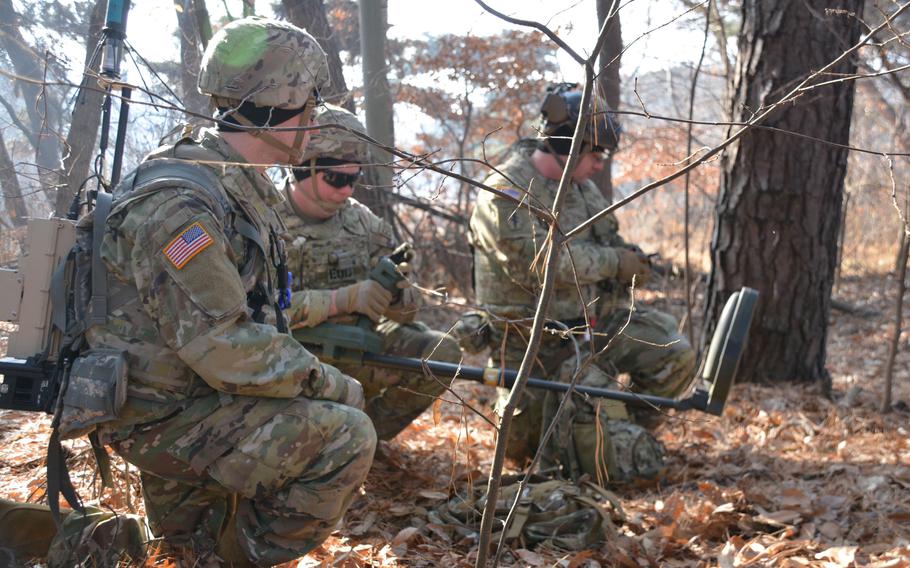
[56,0,107,216]
[357,0,395,223]
[282,0,353,111]
[175,0,211,117]
[0,0,62,208]
[0,127,29,227]
[701,0,864,385]
[590,0,621,203]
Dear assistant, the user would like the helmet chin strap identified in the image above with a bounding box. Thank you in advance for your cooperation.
[300,158,347,216]
[233,98,315,164]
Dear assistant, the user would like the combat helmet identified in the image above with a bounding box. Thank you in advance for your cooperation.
[299,104,370,165]
[199,16,329,109]
[289,104,369,217]
[538,83,621,155]
[198,16,330,163]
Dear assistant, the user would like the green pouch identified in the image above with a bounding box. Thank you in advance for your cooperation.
[59,349,128,439]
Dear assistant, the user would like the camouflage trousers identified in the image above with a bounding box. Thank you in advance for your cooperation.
[339,320,460,440]
[489,306,695,484]
[108,393,376,566]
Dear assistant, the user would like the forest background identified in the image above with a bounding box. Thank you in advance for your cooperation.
[0,0,909,567]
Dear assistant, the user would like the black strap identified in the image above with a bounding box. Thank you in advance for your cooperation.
[47,362,85,523]
[49,248,74,336]
[89,192,113,325]
[89,431,114,488]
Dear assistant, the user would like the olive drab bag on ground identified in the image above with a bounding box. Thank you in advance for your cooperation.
[46,505,153,568]
[428,477,625,551]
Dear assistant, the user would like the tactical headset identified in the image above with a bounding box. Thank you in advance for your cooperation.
[539,82,621,154]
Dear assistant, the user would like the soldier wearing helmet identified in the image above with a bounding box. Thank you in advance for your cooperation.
[466,83,695,486]
[277,104,461,440]
[27,17,377,567]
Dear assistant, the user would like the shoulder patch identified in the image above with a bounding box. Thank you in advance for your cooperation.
[163,221,214,269]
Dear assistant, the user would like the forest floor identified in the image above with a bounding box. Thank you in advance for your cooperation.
[1,274,908,567]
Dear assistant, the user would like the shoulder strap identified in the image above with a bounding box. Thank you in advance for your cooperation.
[89,192,113,326]
[113,158,231,222]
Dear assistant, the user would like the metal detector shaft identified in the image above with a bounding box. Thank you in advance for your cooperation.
[361,352,709,411]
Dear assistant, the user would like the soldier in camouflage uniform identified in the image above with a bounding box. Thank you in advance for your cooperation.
[467,84,696,485]
[54,18,376,567]
[278,103,461,440]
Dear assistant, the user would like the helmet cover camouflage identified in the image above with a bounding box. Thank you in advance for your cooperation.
[198,16,330,109]
[539,83,621,153]
[300,103,370,164]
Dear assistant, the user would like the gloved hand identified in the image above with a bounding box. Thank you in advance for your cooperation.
[615,248,652,286]
[333,280,393,322]
[394,261,412,289]
[307,363,365,409]
[384,286,417,323]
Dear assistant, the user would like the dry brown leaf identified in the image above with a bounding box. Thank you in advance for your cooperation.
[566,550,594,568]
[712,502,737,515]
[417,489,448,501]
[718,540,737,568]
[391,526,420,546]
[780,557,812,567]
[514,549,545,566]
[814,546,858,566]
[387,504,415,516]
[817,520,843,540]
[755,509,802,527]
[349,511,377,536]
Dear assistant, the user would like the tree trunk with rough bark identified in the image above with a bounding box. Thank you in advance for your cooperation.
[701,0,864,385]
[282,0,353,111]
[0,127,29,226]
[0,0,62,207]
[56,0,106,216]
[174,0,211,117]
[590,0,621,203]
[357,0,395,223]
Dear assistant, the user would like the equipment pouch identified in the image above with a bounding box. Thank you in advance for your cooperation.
[59,349,128,440]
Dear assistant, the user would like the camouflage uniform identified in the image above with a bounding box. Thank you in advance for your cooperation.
[280,104,460,440]
[469,141,695,483]
[75,18,375,566]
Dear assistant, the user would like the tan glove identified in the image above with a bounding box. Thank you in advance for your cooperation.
[615,248,652,286]
[333,280,393,322]
[307,363,365,409]
[384,286,417,323]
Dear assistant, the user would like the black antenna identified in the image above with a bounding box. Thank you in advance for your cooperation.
[67,0,132,219]
[100,0,132,189]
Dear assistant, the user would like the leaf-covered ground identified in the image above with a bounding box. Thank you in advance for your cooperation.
[1,274,908,567]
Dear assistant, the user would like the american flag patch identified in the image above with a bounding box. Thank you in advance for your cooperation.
[163,222,214,269]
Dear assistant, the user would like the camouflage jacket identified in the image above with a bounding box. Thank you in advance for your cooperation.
[87,128,329,438]
[469,142,628,322]
[277,193,398,326]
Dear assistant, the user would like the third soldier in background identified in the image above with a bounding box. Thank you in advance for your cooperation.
[467,83,696,485]
[278,103,462,440]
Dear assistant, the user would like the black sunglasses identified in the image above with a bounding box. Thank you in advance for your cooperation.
[322,169,362,189]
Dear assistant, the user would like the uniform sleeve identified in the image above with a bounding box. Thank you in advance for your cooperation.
[472,190,620,288]
[367,211,397,264]
[128,191,326,398]
[283,288,333,328]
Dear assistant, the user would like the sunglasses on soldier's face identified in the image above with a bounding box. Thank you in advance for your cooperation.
[321,169,362,189]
